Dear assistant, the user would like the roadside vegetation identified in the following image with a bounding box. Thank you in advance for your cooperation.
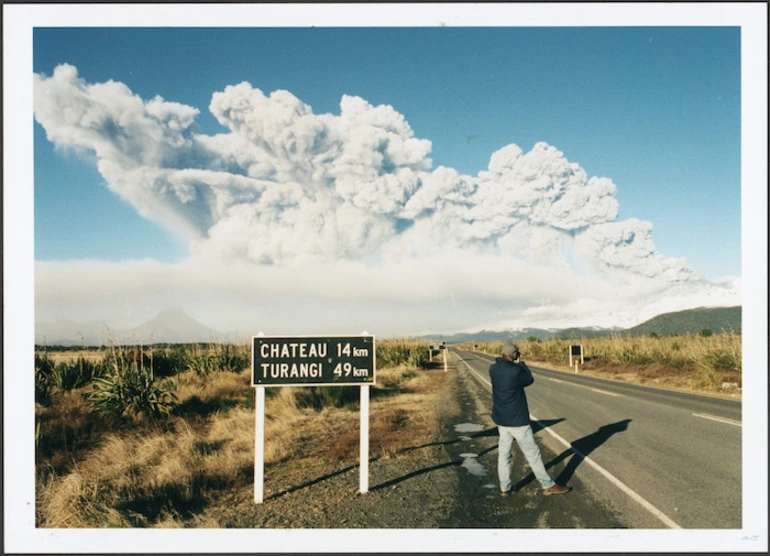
[462,332,742,395]
[34,339,436,528]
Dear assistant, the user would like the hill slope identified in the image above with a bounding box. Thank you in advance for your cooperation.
[626,306,741,336]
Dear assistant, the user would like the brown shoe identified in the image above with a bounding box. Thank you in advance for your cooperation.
[543,484,569,496]
[500,490,511,497]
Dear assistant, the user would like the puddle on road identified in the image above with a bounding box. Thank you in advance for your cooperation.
[454,423,489,477]
[483,483,497,498]
[459,452,488,477]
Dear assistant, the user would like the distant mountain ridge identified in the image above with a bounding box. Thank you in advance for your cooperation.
[36,308,221,346]
[426,306,741,343]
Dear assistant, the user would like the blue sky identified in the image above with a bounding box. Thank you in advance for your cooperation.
[15,1,762,343]
[34,26,741,279]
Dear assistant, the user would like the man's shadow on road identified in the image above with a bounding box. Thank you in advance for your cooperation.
[369,419,566,491]
[513,418,632,492]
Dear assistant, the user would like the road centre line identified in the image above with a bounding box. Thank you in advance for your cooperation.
[692,413,742,427]
[454,352,682,529]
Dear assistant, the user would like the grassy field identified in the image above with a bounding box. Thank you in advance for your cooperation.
[460,331,742,395]
[34,339,436,527]
[34,332,741,527]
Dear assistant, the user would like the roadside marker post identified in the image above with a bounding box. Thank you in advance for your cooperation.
[251,334,375,504]
[569,344,584,373]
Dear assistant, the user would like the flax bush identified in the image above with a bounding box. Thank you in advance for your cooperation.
[376,339,430,369]
[35,354,57,406]
[55,357,104,390]
[186,344,250,376]
[150,348,189,378]
[89,348,177,420]
[35,354,104,405]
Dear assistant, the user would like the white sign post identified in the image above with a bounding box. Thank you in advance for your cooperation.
[251,334,375,504]
[359,384,369,493]
[254,386,265,504]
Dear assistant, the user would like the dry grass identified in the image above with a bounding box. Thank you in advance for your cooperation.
[35,339,441,528]
[464,332,742,396]
[36,350,106,364]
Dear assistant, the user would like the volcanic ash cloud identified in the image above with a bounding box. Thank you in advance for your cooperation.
[34,64,722,311]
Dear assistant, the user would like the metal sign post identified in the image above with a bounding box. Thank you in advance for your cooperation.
[251,334,375,504]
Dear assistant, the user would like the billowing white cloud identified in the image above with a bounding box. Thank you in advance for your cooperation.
[33,64,739,334]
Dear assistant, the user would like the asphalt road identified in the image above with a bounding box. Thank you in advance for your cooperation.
[451,347,742,529]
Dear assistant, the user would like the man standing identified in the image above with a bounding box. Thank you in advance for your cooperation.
[489,342,569,497]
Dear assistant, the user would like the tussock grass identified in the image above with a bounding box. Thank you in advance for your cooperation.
[36,338,440,528]
[465,332,742,393]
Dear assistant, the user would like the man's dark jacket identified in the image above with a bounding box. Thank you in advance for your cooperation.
[489,357,534,427]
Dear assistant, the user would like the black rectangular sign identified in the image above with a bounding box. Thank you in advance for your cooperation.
[252,335,376,387]
[570,345,582,356]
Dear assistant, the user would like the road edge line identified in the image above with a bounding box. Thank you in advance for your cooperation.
[692,413,742,427]
[529,414,682,529]
[453,349,683,530]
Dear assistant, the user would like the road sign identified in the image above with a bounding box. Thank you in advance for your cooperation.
[569,344,584,370]
[252,334,376,503]
[252,335,375,386]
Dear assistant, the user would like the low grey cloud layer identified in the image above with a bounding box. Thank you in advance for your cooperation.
[33,64,739,334]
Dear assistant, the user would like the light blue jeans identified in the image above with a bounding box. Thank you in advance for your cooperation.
[497,424,555,491]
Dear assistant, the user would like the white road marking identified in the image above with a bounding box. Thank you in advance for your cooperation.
[545,376,623,397]
[454,351,682,529]
[692,413,742,427]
